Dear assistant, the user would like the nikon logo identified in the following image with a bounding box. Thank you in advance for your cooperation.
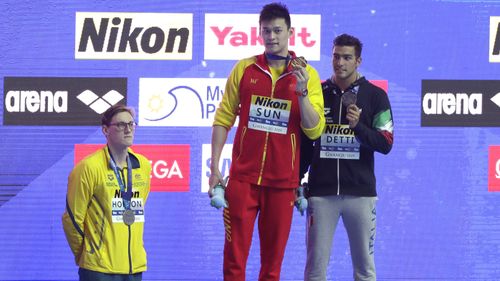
[490,16,500,63]
[75,12,193,60]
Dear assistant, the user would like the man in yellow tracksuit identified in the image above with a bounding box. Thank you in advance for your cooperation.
[62,104,151,281]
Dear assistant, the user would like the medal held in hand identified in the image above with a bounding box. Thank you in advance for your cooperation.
[341,90,357,107]
[123,209,135,225]
[290,56,307,69]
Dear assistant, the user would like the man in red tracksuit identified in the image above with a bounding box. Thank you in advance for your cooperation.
[208,3,325,281]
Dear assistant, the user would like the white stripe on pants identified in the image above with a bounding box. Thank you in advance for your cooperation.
[304,195,377,281]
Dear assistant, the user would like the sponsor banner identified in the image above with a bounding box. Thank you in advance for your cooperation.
[75,12,193,60]
[139,78,237,126]
[3,77,126,125]
[75,144,190,192]
[201,143,233,192]
[489,146,500,192]
[421,80,500,127]
[370,80,389,93]
[490,16,500,63]
[204,13,321,61]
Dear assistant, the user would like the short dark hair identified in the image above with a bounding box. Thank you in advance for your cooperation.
[101,104,134,126]
[259,2,291,29]
[333,33,363,58]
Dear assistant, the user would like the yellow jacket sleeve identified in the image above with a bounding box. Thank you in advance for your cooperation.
[62,161,94,264]
[213,58,255,129]
[301,65,325,140]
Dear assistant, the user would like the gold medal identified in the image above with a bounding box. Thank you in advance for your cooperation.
[290,56,307,69]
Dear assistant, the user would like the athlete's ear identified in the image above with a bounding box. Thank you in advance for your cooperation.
[102,125,109,136]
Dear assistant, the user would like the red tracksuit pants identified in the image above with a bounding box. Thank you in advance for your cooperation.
[222,178,296,281]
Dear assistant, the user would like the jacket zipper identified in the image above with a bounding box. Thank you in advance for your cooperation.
[291,133,296,171]
[122,169,133,274]
[336,102,342,195]
[255,65,278,185]
[254,63,293,185]
[128,226,132,274]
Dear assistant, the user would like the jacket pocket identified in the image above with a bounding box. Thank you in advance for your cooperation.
[236,126,247,160]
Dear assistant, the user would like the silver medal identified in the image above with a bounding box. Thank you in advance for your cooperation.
[122,209,135,225]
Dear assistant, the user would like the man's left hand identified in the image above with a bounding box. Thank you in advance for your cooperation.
[346,104,362,128]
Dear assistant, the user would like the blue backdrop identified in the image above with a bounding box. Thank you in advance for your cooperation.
[1,0,500,280]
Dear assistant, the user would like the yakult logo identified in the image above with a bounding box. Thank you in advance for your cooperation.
[75,12,193,60]
[204,14,321,60]
[74,144,190,192]
[488,146,500,192]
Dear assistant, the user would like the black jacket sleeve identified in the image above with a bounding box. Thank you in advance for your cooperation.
[352,85,394,155]
[299,131,315,182]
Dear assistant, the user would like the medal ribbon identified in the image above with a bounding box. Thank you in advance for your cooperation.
[108,149,133,210]
[265,52,290,74]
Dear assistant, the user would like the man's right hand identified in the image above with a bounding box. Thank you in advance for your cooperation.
[208,169,223,198]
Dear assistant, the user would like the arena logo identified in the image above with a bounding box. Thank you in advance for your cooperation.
[138,78,236,127]
[74,144,190,192]
[488,146,500,192]
[76,12,193,60]
[77,89,124,114]
[421,80,500,127]
[201,144,233,192]
[423,93,482,115]
[3,77,127,125]
[204,13,321,60]
[490,16,500,63]
[5,90,68,113]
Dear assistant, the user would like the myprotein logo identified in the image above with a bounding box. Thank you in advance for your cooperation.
[138,78,237,126]
[421,80,500,127]
[490,16,500,63]
[75,12,193,60]
[74,144,190,192]
[488,146,500,192]
[204,14,320,60]
[3,77,127,125]
[201,143,233,192]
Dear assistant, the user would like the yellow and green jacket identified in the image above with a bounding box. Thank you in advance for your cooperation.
[62,146,151,274]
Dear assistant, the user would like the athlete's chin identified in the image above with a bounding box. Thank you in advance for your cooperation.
[265,45,281,54]
[335,71,350,80]
[123,138,134,146]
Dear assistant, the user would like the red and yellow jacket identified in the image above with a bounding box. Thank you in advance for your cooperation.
[214,52,325,188]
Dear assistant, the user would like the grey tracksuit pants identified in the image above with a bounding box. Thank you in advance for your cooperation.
[304,195,377,281]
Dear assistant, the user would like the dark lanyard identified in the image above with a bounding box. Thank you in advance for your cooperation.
[108,149,133,210]
[265,53,290,74]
